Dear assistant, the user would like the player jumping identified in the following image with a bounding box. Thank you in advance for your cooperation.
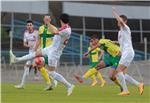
[10,13,75,96]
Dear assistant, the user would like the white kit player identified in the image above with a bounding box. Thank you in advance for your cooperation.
[112,6,144,96]
[15,20,38,89]
[10,13,75,96]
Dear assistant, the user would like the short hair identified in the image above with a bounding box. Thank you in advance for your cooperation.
[90,35,99,41]
[59,13,69,23]
[26,19,33,24]
[120,15,128,22]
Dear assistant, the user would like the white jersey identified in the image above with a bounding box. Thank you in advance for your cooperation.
[24,30,38,52]
[118,24,134,54]
[50,24,71,57]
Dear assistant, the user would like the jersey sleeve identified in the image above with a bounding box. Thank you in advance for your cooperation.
[96,48,101,52]
[59,28,71,37]
[23,32,27,42]
[38,26,44,35]
[88,47,91,52]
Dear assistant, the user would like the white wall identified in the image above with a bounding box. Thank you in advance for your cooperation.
[2,1,49,14]
[63,2,150,19]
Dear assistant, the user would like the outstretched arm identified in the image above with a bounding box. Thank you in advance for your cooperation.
[47,23,59,34]
[98,50,104,60]
[112,6,126,27]
[84,43,100,57]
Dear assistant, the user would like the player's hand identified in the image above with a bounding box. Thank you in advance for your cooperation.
[84,52,89,57]
[112,6,116,11]
[83,55,88,60]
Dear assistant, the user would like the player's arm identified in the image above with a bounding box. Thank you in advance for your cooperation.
[47,23,59,34]
[112,41,119,45]
[33,35,41,51]
[23,41,30,48]
[112,6,126,27]
[84,43,100,57]
[98,50,104,60]
[23,33,30,48]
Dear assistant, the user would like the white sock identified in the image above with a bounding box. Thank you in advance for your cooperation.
[125,74,140,86]
[48,71,71,88]
[20,66,30,86]
[116,72,128,92]
[16,52,36,62]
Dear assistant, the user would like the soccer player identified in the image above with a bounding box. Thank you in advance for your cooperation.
[10,13,75,96]
[15,20,39,89]
[33,15,58,90]
[112,6,144,96]
[75,38,123,92]
[83,38,106,87]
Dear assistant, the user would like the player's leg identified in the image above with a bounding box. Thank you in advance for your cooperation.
[96,71,106,87]
[33,66,40,80]
[116,64,129,96]
[48,68,74,96]
[84,61,106,79]
[90,74,97,87]
[47,57,74,96]
[123,68,144,95]
[15,61,31,89]
[38,66,56,90]
[109,69,123,92]
[75,61,106,83]
[10,48,44,64]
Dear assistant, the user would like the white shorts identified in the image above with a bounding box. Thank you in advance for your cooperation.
[25,50,34,66]
[41,46,60,68]
[119,51,135,67]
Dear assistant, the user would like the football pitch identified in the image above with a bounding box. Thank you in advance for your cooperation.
[2,83,150,103]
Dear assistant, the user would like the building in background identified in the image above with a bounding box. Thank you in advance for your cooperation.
[1,1,150,64]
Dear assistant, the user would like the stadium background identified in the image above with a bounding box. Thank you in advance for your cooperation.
[1,1,150,85]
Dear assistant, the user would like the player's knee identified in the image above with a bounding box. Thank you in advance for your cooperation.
[109,76,115,81]
[35,49,42,57]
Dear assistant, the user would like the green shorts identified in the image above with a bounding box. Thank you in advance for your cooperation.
[103,52,120,69]
[44,56,48,65]
[89,62,99,68]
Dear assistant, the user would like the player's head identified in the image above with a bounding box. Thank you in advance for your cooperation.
[59,13,70,25]
[43,15,51,25]
[118,15,128,27]
[90,35,99,46]
[34,57,45,67]
[26,19,33,32]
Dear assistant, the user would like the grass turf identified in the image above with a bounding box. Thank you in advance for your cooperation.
[1,83,150,103]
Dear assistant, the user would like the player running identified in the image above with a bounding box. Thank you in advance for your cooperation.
[112,6,144,96]
[75,37,144,94]
[83,38,106,87]
[10,13,75,96]
[14,20,39,89]
[75,38,123,91]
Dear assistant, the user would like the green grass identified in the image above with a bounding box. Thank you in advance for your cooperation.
[1,83,150,103]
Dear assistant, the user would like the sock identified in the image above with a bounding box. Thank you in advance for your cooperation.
[116,72,128,92]
[96,71,105,82]
[48,71,71,88]
[83,68,98,79]
[125,74,140,86]
[20,66,29,86]
[16,52,36,62]
[91,75,97,83]
[39,66,51,85]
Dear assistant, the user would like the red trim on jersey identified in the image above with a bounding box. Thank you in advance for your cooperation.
[59,24,70,31]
